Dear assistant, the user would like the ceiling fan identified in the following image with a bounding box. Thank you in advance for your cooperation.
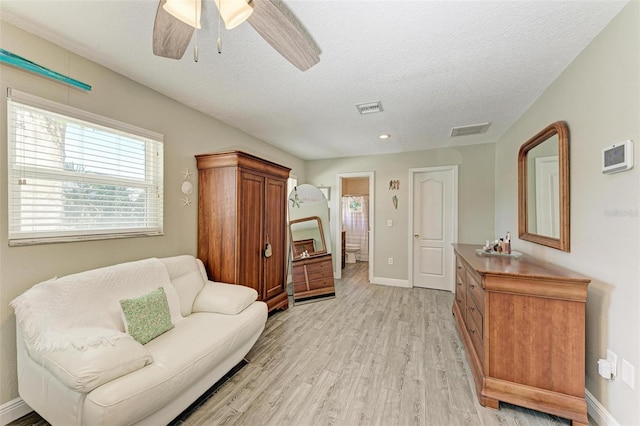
[152,0,321,71]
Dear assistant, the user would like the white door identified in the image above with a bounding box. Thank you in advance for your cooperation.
[535,156,560,238]
[412,167,457,291]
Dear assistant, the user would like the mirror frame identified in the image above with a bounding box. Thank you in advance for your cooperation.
[518,121,570,252]
[289,216,327,258]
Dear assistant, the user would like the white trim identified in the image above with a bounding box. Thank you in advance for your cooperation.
[0,397,32,425]
[8,88,164,142]
[335,172,375,282]
[370,277,410,288]
[408,165,458,290]
[586,389,619,426]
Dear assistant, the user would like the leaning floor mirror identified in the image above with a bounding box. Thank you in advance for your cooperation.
[288,184,336,303]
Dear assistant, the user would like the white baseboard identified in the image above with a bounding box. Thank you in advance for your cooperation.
[0,397,32,426]
[586,389,619,426]
[371,276,410,288]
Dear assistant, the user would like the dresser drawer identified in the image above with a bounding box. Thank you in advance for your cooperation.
[466,271,484,312]
[308,277,335,291]
[467,311,483,363]
[455,266,466,318]
[306,262,333,281]
[293,281,309,293]
[466,296,483,341]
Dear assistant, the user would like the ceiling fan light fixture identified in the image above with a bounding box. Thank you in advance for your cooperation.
[215,0,254,30]
[163,0,202,29]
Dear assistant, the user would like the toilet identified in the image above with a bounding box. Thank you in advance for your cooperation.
[345,244,360,263]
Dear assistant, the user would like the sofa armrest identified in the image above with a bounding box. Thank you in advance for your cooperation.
[192,281,258,315]
[38,334,153,393]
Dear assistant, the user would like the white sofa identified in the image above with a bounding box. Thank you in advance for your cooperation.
[12,255,268,426]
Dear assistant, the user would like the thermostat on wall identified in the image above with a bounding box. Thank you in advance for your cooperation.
[602,140,633,174]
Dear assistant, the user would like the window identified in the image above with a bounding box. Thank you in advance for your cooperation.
[7,89,163,246]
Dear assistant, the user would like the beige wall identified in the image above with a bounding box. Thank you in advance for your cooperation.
[494,2,639,424]
[0,22,305,405]
[305,143,496,281]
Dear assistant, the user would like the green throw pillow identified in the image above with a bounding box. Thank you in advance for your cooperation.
[120,287,174,345]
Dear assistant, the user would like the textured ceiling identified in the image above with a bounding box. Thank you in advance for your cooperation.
[0,1,628,160]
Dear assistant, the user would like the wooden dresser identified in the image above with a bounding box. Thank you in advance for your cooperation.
[292,253,335,301]
[452,244,590,426]
[196,151,290,312]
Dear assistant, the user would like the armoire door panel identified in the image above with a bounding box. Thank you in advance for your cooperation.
[239,171,265,294]
[264,177,287,299]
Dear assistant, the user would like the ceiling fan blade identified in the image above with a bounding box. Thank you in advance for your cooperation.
[153,0,195,60]
[247,0,321,71]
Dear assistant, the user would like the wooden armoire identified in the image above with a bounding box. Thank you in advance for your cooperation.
[195,151,290,312]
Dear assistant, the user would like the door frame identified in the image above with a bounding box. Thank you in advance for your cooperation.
[408,165,458,290]
[335,171,375,281]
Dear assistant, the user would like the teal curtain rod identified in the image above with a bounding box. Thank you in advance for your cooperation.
[0,49,91,91]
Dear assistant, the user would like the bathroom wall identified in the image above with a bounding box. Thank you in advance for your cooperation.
[342,177,369,196]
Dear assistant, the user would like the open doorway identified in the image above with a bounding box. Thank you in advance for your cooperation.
[335,172,374,281]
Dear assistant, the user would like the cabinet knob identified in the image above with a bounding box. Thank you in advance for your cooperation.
[469,284,475,289]
[468,328,476,334]
[468,306,475,312]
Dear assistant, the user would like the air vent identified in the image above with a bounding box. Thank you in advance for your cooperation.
[356,101,383,115]
[450,122,491,137]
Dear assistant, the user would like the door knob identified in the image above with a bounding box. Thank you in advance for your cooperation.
[414,234,419,238]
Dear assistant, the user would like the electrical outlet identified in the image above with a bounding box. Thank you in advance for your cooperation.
[388,257,393,265]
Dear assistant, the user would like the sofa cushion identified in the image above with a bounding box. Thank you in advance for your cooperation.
[159,255,206,317]
[82,303,268,425]
[192,282,258,315]
[120,287,175,345]
[38,334,153,393]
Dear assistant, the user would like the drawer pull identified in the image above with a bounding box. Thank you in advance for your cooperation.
[468,328,476,334]
[467,306,475,312]
[469,284,475,289]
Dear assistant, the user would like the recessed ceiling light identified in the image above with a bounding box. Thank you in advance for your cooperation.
[379,134,391,139]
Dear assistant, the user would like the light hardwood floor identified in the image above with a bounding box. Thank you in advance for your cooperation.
[10,261,593,426]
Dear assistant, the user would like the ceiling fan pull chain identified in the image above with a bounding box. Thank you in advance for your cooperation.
[194,32,199,62]
[217,0,223,54]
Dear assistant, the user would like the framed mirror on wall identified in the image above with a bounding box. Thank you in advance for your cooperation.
[518,121,570,252]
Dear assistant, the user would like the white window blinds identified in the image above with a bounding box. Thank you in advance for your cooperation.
[7,89,164,246]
